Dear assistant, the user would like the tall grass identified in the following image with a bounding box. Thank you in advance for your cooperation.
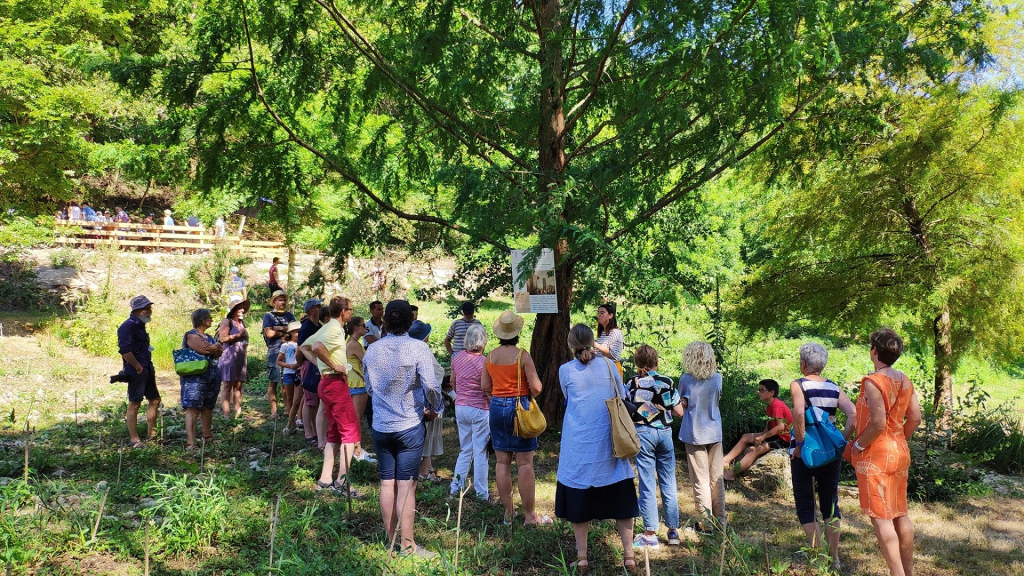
[141,473,231,555]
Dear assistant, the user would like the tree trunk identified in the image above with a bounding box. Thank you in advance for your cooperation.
[933,305,954,430]
[531,240,574,423]
[286,243,296,291]
[531,0,570,423]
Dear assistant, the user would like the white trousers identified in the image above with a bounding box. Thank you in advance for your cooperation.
[452,405,490,499]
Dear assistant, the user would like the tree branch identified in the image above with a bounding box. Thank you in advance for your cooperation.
[563,0,634,134]
[239,4,510,251]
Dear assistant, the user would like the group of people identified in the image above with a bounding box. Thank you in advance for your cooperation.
[57,202,229,237]
[116,291,922,575]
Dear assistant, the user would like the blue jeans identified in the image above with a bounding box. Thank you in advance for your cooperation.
[635,426,680,531]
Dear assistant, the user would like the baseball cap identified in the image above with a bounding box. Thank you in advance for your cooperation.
[303,298,323,313]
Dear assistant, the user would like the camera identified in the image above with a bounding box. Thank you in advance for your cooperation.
[109,371,132,384]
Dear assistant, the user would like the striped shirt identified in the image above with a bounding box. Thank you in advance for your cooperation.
[445,318,483,355]
[451,350,488,410]
[596,328,624,362]
[795,377,840,417]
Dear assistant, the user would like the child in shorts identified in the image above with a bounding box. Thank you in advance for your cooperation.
[277,322,302,434]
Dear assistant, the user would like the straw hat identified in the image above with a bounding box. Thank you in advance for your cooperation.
[226,296,250,318]
[269,289,288,304]
[286,321,302,332]
[492,310,524,340]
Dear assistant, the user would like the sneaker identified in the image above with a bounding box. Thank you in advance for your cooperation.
[295,419,303,428]
[667,529,681,545]
[633,533,660,549]
[355,452,377,463]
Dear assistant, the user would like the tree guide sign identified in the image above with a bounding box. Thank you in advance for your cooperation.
[512,249,558,313]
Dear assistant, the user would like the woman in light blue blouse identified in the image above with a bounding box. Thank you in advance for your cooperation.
[556,324,639,574]
[677,340,725,533]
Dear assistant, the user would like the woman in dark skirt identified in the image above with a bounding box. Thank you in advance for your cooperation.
[556,324,639,574]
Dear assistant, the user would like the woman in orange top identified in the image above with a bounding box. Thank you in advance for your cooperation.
[851,328,923,576]
[480,310,550,526]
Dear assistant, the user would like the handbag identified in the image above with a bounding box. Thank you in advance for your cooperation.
[604,358,641,459]
[796,380,847,468]
[512,350,547,438]
[173,331,209,376]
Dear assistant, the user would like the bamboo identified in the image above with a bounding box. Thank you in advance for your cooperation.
[116,445,124,488]
[75,391,79,427]
[144,521,151,576]
[644,546,651,576]
[91,489,110,543]
[269,416,278,466]
[342,445,351,519]
[23,421,31,483]
[454,479,471,571]
[268,495,282,574]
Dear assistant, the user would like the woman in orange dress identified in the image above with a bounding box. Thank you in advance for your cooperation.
[851,328,923,576]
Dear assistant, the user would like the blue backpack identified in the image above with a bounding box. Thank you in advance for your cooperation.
[796,381,847,468]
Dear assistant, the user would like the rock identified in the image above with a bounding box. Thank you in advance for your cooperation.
[742,449,793,495]
[123,510,137,518]
[52,469,67,478]
[95,481,108,492]
[0,477,13,486]
[140,497,157,508]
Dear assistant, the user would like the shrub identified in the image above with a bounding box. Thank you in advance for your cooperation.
[141,473,230,556]
[952,398,1024,475]
[0,250,45,311]
[720,367,769,449]
[48,247,81,270]
[186,246,251,306]
[0,216,53,249]
[907,444,985,502]
[64,290,123,357]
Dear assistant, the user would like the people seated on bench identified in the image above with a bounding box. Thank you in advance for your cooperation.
[722,379,793,481]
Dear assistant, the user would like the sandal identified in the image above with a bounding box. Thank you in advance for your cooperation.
[305,437,318,447]
[502,511,519,526]
[570,557,589,574]
[185,444,198,451]
[623,556,638,574]
[315,480,334,492]
[127,440,145,449]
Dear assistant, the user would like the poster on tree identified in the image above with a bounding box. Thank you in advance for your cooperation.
[511,249,558,313]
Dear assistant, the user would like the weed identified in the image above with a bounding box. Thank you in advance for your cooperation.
[140,473,231,555]
[49,247,82,270]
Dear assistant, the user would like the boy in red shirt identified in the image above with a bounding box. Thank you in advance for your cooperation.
[723,379,793,481]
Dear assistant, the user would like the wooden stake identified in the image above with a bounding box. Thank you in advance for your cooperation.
[144,521,151,576]
[75,391,79,427]
[454,479,471,571]
[269,417,278,466]
[23,421,32,483]
[91,489,110,543]
[268,495,281,573]
[200,438,206,474]
[342,445,351,519]
[644,545,651,576]
[116,445,124,489]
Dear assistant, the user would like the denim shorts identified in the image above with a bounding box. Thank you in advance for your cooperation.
[282,373,298,387]
[127,366,160,403]
[349,386,367,396]
[266,351,282,382]
[181,377,221,410]
[489,396,539,453]
[372,424,425,481]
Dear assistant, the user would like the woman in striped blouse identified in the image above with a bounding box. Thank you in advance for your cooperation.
[593,302,624,379]
[790,342,857,572]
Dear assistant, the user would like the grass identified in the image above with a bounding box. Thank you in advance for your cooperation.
[2,311,1024,575]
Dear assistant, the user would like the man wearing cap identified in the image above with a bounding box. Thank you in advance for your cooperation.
[296,298,323,446]
[444,302,484,357]
[307,297,361,495]
[117,295,161,448]
[263,290,296,419]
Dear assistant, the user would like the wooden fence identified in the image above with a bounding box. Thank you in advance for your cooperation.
[53,221,284,259]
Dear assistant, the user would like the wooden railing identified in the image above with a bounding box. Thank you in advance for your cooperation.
[53,221,284,258]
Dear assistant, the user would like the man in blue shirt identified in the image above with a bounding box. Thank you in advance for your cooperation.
[262,290,296,419]
[117,295,161,448]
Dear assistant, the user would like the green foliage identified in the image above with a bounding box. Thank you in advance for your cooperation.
[141,473,231,555]
[907,446,986,502]
[738,86,1024,413]
[48,247,81,270]
[0,216,53,249]
[63,290,122,358]
[952,385,1024,475]
[185,245,250,306]
[0,250,45,311]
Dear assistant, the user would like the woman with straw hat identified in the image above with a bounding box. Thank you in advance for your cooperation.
[218,296,250,419]
[481,310,552,526]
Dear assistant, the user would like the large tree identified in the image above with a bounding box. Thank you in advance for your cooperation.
[737,86,1024,422]
[165,0,990,419]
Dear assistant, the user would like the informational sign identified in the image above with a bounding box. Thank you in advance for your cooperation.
[511,248,558,313]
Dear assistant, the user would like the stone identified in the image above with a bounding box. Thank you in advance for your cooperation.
[742,449,793,495]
